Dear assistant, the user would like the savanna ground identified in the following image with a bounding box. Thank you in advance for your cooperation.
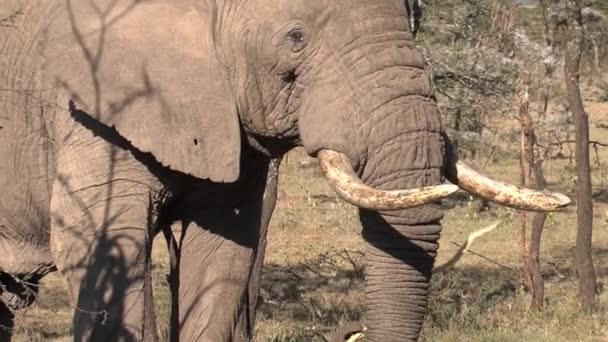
[8,95,608,341]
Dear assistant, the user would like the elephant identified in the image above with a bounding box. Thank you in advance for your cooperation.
[0,0,570,341]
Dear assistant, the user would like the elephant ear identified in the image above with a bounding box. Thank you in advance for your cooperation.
[46,1,240,182]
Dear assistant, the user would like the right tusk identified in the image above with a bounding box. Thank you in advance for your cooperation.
[317,149,459,210]
[447,161,571,212]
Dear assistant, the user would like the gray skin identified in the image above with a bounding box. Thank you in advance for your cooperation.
[1,0,449,341]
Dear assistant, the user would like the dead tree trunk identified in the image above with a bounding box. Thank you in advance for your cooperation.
[518,75,547,309]
[518,80,531,295]
[526,119,548,310]
[554,0,597,309]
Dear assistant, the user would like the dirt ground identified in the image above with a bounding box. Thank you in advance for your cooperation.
[9,101,608,341]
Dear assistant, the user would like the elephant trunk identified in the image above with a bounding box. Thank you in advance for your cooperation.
[355,102,444,340]
[302,20,447,338]
[318,146,442,341]
[361,209,440,341]
[306,9,570,340]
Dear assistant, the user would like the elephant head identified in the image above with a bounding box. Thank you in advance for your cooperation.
[48,0,569,340]
[204,1,568,340]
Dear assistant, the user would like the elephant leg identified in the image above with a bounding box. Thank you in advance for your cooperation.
[50,170,158,341]
[50,124,161,341]
[236,157,281,337]
[174,156,275,342]
[0,300,14,341]
[0,272,39,312]
[0,271,48,341]
[176,223,256,341]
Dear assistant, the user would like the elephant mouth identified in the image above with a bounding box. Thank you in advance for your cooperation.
[316,149,571,212]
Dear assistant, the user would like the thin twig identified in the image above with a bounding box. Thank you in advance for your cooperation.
[448,242,516,271]
[435,221,502,273]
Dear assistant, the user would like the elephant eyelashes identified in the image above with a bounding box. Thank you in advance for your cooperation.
[286,28,307,52]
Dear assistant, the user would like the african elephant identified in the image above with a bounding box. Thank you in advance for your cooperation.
[0,0,569,341]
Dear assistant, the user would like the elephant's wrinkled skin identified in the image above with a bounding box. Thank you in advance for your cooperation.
[0,1,567,341]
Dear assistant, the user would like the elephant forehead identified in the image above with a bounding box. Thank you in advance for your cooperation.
[109,3,207,55]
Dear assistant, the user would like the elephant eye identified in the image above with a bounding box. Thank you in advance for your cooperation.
[286,28,307,53]
[280,69,297,83]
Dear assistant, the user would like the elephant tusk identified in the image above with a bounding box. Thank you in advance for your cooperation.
[317,149,459,210]
[446,161,571,212]
[346,333,365,342]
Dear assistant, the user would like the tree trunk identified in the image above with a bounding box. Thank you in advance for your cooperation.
[518,106,531,294]
[555,0,597,309]
[517,75,546,309]
[539,0,556,118]
[529,210,547,309]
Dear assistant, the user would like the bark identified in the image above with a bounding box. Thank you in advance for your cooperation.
[529,130,548,310]
[517,76,546,309]
[529,210,547,309]
[517,78,531,298]
[453,107,462,154]
[554,0,597,309]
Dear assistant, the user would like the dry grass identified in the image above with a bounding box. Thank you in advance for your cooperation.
[9,100,608,341]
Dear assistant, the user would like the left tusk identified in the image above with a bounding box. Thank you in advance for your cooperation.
[446,161,571,212]
[317,149,459,210]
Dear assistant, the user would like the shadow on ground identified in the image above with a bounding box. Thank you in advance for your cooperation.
[255,249,522,341]
[256,244,608,341]
[256,250,365,340]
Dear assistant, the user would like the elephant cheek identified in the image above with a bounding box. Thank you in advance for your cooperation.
[296,81,365,168]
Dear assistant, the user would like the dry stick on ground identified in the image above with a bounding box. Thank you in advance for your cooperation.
[434,221,501,273]
[554,0,598,309]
